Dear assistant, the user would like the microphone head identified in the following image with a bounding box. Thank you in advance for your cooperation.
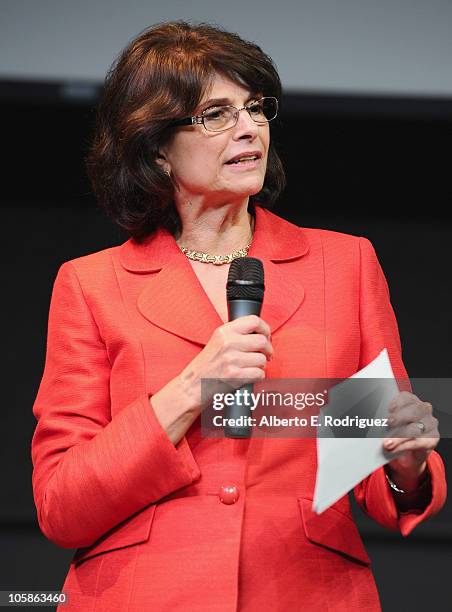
[226,257,265,302]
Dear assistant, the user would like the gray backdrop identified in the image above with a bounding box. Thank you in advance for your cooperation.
[1,0,452,96]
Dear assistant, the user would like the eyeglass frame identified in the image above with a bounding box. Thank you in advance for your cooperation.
[167,96,279,133]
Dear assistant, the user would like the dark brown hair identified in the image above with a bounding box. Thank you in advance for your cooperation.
[86,20,286,240]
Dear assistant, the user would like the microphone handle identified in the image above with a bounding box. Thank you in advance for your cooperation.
[224,383,254,438]
[225,299,263,438]
[227,299,262,320]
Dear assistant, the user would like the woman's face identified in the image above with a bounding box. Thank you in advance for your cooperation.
[158,72,270,207]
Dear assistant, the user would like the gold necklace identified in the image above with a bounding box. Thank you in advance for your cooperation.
[177,225,253,266]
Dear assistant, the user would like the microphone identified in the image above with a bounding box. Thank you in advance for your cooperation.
[224,257,265,438]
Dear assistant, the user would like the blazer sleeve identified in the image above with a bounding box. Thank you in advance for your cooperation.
[31,261,200,550]
[352,237,447,535]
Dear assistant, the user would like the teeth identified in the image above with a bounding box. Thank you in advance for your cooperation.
[229,155,258,164]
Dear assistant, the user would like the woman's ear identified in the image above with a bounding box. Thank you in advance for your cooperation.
[155,150,173,181]
[155,148,171,173]
[155,151,166,168]
[155,156,169,177]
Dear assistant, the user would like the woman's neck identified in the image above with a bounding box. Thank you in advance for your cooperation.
[175,200,254,255]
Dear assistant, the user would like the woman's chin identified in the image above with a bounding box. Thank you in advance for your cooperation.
[227,178,265,199]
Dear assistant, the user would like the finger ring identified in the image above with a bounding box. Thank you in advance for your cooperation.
[415,420,426,433]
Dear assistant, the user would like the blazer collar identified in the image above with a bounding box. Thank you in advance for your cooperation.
[119,204,309,271]
[118,204,310,345]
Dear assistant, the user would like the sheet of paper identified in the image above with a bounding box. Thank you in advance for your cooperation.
[312,348,402,514]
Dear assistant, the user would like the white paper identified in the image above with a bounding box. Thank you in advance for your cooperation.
[312,348,402,514]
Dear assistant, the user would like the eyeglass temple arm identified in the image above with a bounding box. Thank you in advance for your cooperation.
[168,116,201,128]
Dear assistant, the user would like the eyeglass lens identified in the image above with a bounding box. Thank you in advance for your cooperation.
[203,98,278,132]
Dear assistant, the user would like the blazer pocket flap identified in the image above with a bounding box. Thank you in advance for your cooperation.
[74,503,156,565]
[298,498,371,566]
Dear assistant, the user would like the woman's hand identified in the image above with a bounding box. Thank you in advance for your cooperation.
[150,315,273,445]
[383,391,440,491]
[179,314,273,411]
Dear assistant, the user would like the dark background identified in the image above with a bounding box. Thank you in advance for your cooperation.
[1,81,451,610]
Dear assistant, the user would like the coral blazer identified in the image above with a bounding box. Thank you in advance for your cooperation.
[32,204,446,611]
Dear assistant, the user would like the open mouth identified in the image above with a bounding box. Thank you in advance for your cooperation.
[225,155,260,165]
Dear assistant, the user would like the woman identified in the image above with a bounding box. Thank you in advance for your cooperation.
[32,21,446,611]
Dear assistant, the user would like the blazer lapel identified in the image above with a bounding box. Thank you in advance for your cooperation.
[247,205,309,334]
[137,257,223,346]
[118,204,310,345]
[258,259,306,334]
[119,226,222,345]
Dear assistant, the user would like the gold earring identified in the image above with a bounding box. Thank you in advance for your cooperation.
[165,167,179,192]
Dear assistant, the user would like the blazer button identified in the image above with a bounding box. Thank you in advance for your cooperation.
[219,483,240,505]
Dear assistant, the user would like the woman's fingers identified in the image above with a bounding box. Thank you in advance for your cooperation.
[386,413,438,439]
[387,391,437,435]
[219,316,273,359]
[231,314,271,338]
[234,350,268,369]
[236,333,273,360]
[385,436,438,454]
[384,391,439,452]
[388,400,432,426]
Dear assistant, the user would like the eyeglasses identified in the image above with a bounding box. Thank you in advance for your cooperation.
[168,96,278,133]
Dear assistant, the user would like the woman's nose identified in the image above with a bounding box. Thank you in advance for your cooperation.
[232,108,259,138]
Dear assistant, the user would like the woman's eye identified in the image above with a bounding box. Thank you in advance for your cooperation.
[248,102,263,114]
[204,107,226,120]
